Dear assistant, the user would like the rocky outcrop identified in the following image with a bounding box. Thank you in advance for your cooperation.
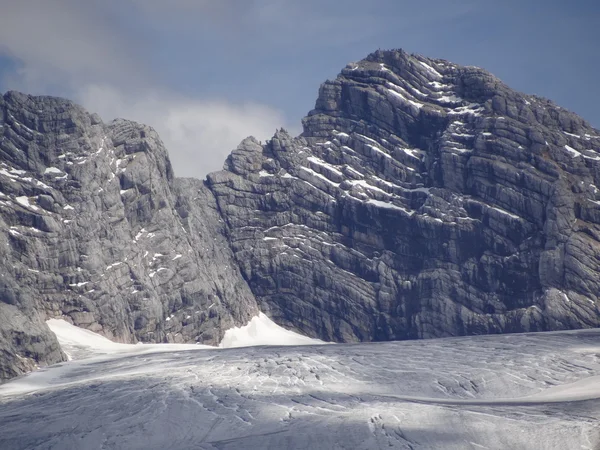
[2,48,600,381]
[207,49,600,342]
[0,92,258,380]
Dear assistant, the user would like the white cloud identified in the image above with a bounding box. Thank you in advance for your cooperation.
[77,85,295,178]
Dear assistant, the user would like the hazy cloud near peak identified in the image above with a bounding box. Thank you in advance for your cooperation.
[78,85,295,178]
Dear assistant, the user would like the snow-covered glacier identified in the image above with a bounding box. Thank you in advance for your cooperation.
[0,319,599,449]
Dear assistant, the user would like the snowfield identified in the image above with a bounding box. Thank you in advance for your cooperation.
[0,319,599,449]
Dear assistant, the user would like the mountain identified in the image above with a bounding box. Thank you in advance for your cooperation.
[0,92,257,380]
[207,49,600,342]
[1,49,600,381]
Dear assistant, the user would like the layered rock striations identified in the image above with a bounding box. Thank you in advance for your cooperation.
[0,92,257,380]
[2,48,600,380]
[207,49,600,342]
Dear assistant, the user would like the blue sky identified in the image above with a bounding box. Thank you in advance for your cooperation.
[0,0,598,177]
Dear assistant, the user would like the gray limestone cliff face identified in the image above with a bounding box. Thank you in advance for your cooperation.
[0,92,258,380]
[207,49,600,343]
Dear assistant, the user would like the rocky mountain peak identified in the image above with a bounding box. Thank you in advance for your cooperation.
[209,48,600,343]
[0,91,258,380]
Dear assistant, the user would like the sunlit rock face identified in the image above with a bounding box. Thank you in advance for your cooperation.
[207,49,600,343]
